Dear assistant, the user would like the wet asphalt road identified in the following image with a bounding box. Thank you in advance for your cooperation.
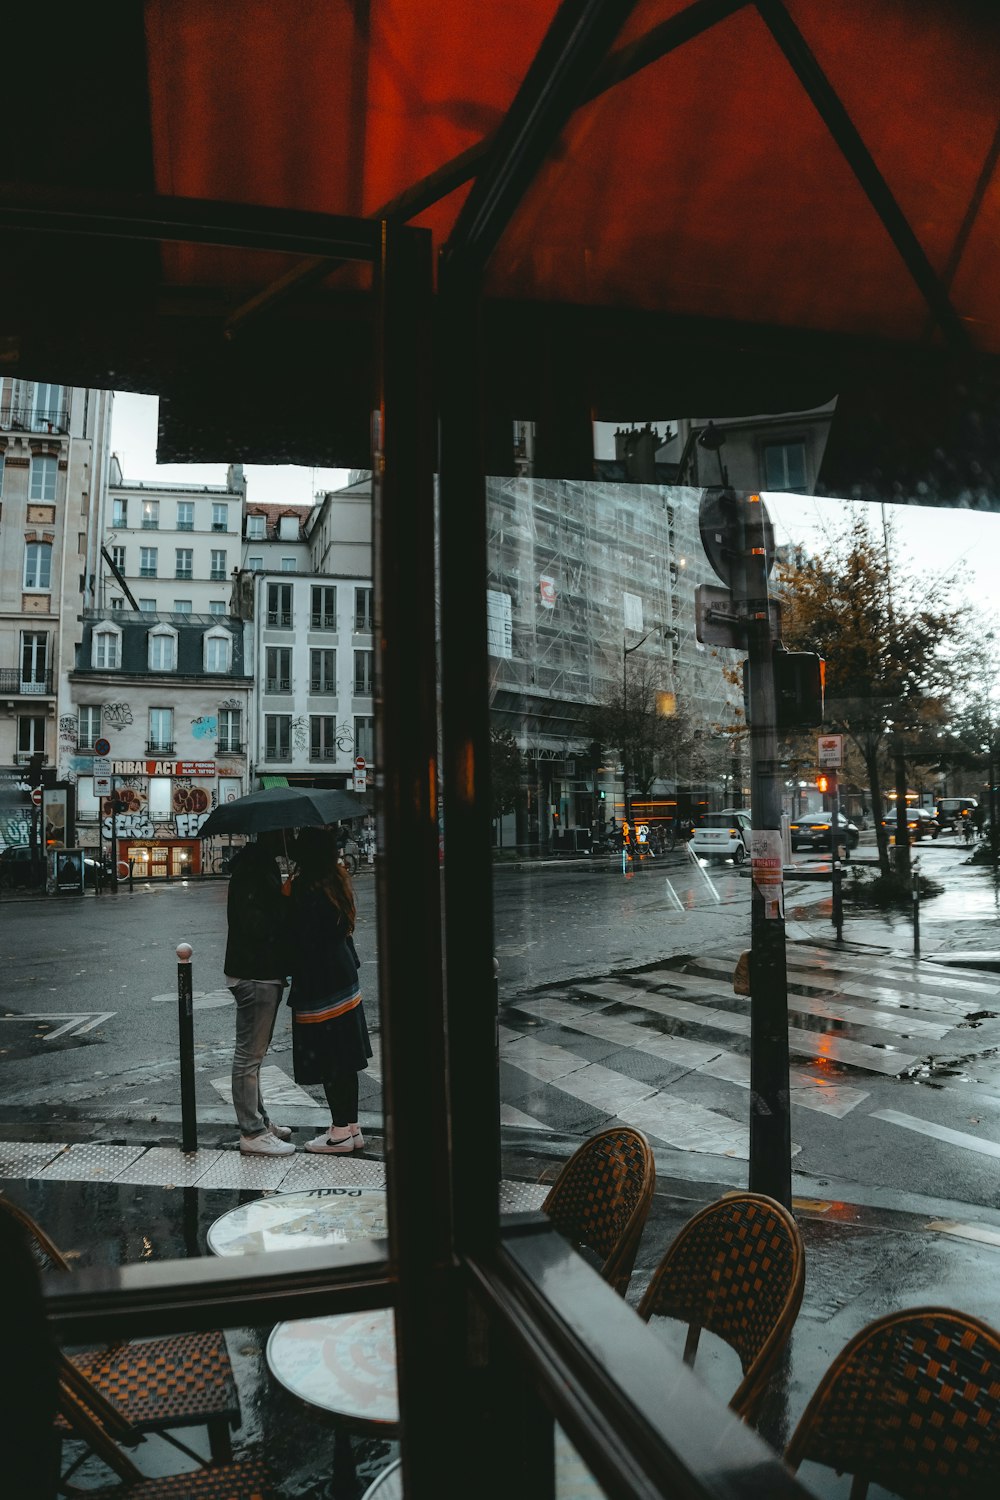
[3,841,1000,1212]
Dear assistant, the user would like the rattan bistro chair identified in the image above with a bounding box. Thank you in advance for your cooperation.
[0,1196,241,1467]
[57,1366,275,1499]
[785,1307,1000,1500]
[636,1192,804,1423]
[542,1127,655,1296]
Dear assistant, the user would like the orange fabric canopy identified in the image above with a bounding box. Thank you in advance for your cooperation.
[142,0,1000,355]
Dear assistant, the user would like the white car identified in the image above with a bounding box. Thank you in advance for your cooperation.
[690,809,751,865]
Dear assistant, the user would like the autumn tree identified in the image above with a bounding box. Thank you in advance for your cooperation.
[777,511,958,877]
[587,655,694,802]
[946,615,1000,859]
[489,725,523,846]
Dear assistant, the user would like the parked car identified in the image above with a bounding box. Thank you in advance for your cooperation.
[881,807,940,841]
[790,812,859,853]
[0,844,36,888]
[690,809,751,864]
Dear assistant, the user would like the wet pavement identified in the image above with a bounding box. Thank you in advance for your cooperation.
[4,1130,1000,1495]
[3,834,1000,1493]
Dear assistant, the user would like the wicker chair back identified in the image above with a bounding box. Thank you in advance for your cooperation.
[542,1127,655,1296]
[785,1306,1000,1499]
[636,1192,804,1421]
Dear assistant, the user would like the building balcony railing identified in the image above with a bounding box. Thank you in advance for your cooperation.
[217,741,244,755]
[0,669,54,694]
[13,751,49,765]
[1,405,69,434]
[266,613,293,628]
[310,749,338,761]
[264,747,292,761]
[146,740,176,754]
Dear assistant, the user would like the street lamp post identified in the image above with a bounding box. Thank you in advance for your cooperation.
[622,630,650,824]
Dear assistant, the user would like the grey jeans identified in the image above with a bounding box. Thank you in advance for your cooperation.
[230,980,284,1136]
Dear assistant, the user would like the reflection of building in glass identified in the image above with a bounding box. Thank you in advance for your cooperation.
[486,478,738,848]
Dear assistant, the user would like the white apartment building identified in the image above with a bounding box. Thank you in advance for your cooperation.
[246,570,375,788]
[0,381,114,849]
[103,460,251,616]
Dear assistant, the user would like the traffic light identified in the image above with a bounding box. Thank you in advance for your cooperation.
[742,648,825,729]
[599,789,606,801]
[817,775,829,794]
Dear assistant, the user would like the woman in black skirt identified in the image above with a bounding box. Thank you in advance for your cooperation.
[287,826,373,1153]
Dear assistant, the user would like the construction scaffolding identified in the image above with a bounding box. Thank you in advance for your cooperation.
[485,476,740,843]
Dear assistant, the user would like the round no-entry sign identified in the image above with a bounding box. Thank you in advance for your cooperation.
[355,756,366,770]
[30,787,43,806]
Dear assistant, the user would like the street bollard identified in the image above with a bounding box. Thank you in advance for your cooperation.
[831,854,844,942]
[176,942,198,1153]
[912,871,920,957]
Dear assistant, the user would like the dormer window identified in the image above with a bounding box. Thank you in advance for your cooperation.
[278,515,299,541]
[204,627,231,673]
[92,625,122,670]
[148,624,178,671]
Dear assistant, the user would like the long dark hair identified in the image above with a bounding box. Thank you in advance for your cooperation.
[294,826,356,931]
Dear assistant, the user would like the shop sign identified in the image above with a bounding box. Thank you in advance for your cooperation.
[112,760,178,775]
[176,761,217,776]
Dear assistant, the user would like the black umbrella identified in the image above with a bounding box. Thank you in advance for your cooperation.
[198,785,370,838]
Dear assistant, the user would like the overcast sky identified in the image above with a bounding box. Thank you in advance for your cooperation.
[110,391,351,506]
[112,391,999,614]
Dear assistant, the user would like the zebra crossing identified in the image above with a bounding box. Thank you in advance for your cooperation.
[494,943,997,1159]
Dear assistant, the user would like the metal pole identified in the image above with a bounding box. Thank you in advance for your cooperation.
[831,770,844,942]
[622,638,629,828]
[742,498,792,1209]
[176,941,197,1153]
[110,775,119,893]
[912,871,920,957]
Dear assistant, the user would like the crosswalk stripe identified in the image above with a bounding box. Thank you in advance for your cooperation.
[500,1104,554,1131]
[499,1024,754,1156]
[871,1108,1000,1159]
[574,980,919,1075]
[688,959,953,1037]
[508,997,868,1118]
[791,946,998,997]
[499,1024,804,1159]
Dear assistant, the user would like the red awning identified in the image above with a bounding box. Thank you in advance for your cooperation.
[4,2,1000,482]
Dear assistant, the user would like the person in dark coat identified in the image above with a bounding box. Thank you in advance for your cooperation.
[288,827,372,1154]
[224,834,294,1156]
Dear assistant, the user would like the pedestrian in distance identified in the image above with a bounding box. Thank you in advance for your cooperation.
[224,834,295,1156]
[287,826,373,1154]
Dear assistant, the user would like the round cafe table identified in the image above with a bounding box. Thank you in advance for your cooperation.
[206,1186,388,1257]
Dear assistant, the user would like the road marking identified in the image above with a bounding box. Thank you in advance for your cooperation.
[151,988,234,1011]
[210,1064,324,1114]
[508,996,868,1118]
[694,956,961,1032]
[925,1220,1000,1249]
[580,983,919,1075]
[0,1012,116,1041]
[499,1024,777,1159]
[870,1109,1000,1159]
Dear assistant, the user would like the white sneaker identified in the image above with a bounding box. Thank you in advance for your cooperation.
[305,1128,354,1155]
[268,1122,293,1141]
[240,1132,294,1156]
[350,1124,365,1149]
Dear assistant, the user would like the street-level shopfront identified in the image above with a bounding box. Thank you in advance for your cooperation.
[96,758,244,878]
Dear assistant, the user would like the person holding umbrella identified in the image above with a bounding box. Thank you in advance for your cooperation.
[285,826,372,1153]
[224,832,295,1156]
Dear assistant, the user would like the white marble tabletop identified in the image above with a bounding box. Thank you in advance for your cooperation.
[207,1187,389,1256]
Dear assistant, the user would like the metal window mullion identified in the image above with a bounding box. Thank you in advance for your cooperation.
[371,220,455,1495]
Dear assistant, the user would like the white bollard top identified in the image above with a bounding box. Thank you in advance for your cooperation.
[176,942,194,963]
